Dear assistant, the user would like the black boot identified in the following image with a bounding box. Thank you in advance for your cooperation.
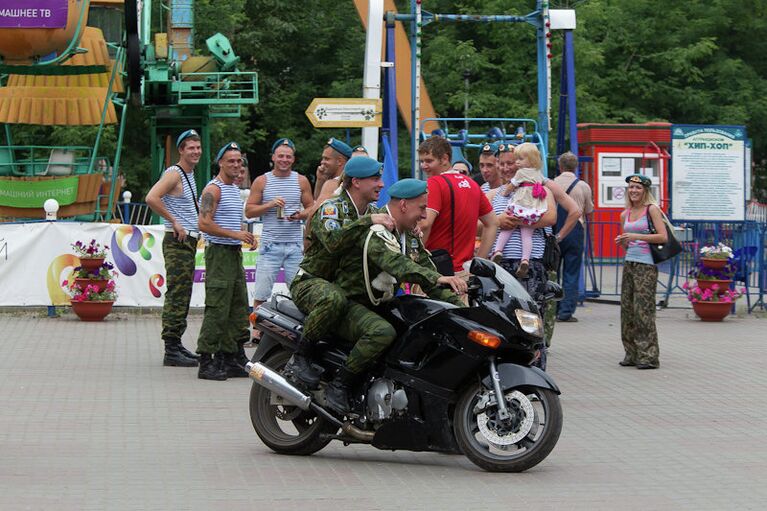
[198,353,227,381]
[163,340,198,367]
[324,368,357,416]
[177,343,200,360]
[221,352,248,378]
[283,339,322,389]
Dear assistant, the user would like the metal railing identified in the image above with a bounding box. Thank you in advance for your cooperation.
[175,71,259,106]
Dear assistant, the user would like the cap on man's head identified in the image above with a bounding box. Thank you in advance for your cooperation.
[352,144,368,153]
[176,129,199,148]
[625,174,651,188]
[388,178,427,200]
[344,156,383,178]
[494,143,514,156]
[480,142,498,155]
[325,137,352,159]
[216,141,241,163]
[271,138,295,154]
[451,158,473,173]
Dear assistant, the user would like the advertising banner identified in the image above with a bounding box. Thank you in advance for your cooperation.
[670,125,747,221]
[0,222,285,307]
[0,1,69,29]
[0,177,79,207]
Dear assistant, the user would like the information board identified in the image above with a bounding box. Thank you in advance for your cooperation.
[670,125,746,221]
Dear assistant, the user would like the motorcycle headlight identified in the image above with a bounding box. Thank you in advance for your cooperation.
[515,309,543,337]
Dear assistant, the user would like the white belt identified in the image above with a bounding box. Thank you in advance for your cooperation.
[166,229,199,239]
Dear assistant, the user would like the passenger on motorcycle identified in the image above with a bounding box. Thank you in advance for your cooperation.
[284,157,395,389]
[325,175,468,415]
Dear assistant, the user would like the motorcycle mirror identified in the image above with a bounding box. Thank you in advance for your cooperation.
[543,281,564,302]
[469,258,497,278]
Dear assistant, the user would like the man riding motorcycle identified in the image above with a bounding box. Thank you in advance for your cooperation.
[324,173,467,415]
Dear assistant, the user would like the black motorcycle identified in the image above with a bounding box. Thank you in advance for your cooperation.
[246,258,563,472]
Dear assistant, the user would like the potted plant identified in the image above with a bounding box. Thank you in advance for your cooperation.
[683,281,745,322]
[71,260,116,293]
[687,258,736,295]
[699,242,734,270]
[71,239,109,272]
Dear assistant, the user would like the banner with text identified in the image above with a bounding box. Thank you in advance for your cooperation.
[671,124,746,221]
[0,176,79,207]
[0,1,68,28]
[0,222,287,307]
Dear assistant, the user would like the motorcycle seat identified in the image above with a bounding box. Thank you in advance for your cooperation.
[273,296,306,322]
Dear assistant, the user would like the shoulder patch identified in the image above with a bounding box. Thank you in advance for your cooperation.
[320,204,339,219]
[372,225,400,252]
[324,219,341,231]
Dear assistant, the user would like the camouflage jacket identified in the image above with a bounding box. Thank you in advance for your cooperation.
[334,220,463,308]
[299,190,377,280]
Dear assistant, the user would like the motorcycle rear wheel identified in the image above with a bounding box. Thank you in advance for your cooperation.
[454,383,562,472]
[249,350,336,455]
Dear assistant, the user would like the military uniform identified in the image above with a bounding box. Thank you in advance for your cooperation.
[334,219,463,374]
[290,189,377,342]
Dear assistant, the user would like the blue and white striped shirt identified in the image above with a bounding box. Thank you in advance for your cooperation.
[491,190,548,259]
[203,178,242,246]
[260,171,303,244]
[160,165,198,232]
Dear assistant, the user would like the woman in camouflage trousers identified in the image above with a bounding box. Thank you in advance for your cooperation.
[615,174,669,370]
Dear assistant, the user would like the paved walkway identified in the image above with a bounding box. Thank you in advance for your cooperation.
[1,303,765,510]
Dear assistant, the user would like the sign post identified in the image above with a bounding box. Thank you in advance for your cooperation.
[304,98,382,128]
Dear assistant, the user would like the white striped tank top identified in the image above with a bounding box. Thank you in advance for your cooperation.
[491,190,548,259]
[260,171,303,243]
[160,165,198,231]
[203,178,242,245]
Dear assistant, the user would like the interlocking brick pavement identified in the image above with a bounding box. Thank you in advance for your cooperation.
[0,303,765,510]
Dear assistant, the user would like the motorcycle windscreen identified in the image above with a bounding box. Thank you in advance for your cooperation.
[464,259,538,311]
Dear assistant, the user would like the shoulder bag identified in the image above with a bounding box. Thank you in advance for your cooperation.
[645,205,682,264]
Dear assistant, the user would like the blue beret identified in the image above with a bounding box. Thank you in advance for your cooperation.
[480,142,499,155]
[271,138,295,153]
[344,156,382,178]
[388,178,427,199]
[451,158,473,173]
[176,129,199,148]
[626,174,651,187]
[325,137,352,159]
[494,143,514,156]
[352,144,368,154]
[215,141,241,163]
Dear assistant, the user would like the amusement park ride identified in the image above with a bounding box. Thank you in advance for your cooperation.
[0,0,576,220]
[0,0,257,221]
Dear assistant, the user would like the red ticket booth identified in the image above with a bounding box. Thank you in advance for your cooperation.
[577,122,671,258]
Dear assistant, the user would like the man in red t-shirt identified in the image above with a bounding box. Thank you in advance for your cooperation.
[418,137,498,273]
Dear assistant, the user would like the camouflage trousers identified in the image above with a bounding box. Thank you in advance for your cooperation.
[290,275,347,342]
[197,244,249,355]
[161,234,197,342]
[621,261,660,366]
[544,270,557,347]
[337,302,396,374]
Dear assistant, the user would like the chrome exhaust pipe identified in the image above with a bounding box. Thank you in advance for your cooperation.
[246,362,311,410]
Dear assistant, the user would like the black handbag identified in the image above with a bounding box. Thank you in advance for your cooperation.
[542,231,561,271]
[646,205,682,264]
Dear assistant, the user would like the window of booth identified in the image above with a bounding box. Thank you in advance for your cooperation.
[597,152,662,208]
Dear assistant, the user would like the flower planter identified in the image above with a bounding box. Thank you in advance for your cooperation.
[692,301,732,322]
[79,257,105,272]
[74,278,109,293]
[71,300,114,322]
[700,257,728,270]
[696,279,732,295]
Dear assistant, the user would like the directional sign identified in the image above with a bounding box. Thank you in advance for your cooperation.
[305,98,382,128]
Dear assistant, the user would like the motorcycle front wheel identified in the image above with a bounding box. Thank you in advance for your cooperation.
[249,350,336,456]
[454,383,563,472]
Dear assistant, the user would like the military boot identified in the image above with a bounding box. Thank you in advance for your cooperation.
[324,368,357,416]
[283,339,322,390]
[177,343,200,360]
[163,340,198,367]
[221,352,248,378]
[198,353,227,381]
